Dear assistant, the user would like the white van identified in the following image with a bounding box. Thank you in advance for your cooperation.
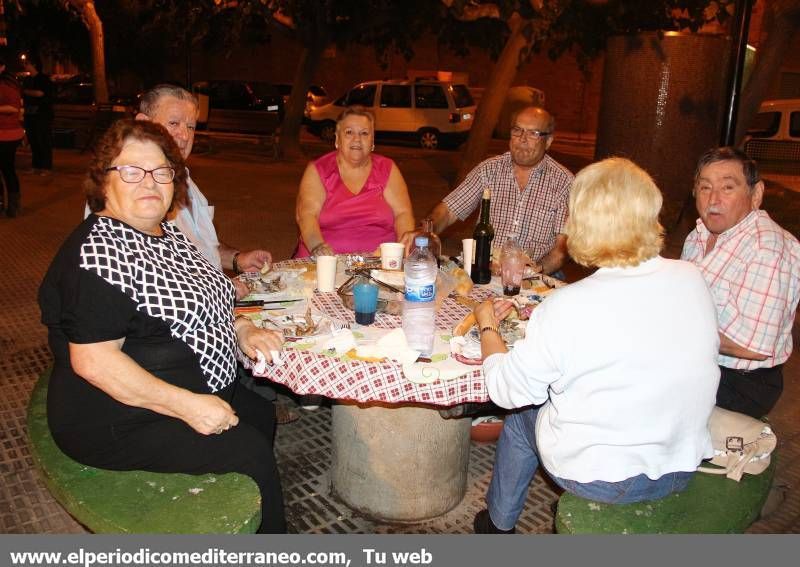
[743,99,800,163]
[305,79,477,149]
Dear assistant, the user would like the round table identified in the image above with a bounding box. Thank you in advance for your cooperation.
[246,259,495,520]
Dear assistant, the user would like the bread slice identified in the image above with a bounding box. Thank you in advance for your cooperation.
[453,312,476,336]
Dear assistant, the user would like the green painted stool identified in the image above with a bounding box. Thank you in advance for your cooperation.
[555,458,776,534]
[27,370,261,533]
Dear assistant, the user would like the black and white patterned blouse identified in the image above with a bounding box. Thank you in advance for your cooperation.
[76,216,237,392]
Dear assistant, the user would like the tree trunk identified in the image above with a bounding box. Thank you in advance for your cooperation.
[455,13,528,184]
[279,41,326,160]
[75,0,108,103]
[735,0,800,143]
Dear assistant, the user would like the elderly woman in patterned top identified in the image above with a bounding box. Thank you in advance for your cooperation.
[38,120,287,533]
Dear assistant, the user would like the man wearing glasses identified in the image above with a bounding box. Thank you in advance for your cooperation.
[407,106,573,276]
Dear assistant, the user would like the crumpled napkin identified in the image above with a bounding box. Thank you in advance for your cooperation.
[450,335,481,360]
[321,328,357,354]
[252,348,284,374]
[357,328,420,364]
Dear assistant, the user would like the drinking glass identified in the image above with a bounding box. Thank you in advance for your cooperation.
[501,251,525,296]
[353,278,379,325]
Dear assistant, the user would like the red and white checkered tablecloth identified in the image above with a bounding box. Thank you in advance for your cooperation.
[248,259,496,407]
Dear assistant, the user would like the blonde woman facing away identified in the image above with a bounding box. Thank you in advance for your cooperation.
[472,157,720,533]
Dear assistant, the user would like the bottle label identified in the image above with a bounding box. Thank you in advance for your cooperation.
[405,283,435,302]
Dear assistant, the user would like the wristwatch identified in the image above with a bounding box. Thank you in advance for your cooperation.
[232,251,242,274]
[480,325,500,336]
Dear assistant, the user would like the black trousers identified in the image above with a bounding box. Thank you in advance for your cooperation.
[59,383,286,533]
[716,364,783,419]
[0,139,20,201]
[24,115,53,170]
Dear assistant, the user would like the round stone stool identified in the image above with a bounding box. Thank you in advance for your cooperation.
[331,402,471,522]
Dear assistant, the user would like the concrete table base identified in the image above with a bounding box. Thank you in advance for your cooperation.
[331,402,472,522]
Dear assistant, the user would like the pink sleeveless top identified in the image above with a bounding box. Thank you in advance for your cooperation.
[295,151,396,257]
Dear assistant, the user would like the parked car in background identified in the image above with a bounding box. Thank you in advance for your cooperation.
[306,79,476,149]
[192,80,284,134]
[50,75,135,148]
[743,99,800,165]
[275,83,329,114]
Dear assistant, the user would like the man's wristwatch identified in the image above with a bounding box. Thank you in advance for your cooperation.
[480,324,500,336]
[232,251,242,274]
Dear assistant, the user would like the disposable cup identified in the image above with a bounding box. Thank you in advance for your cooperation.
[380,242,405,271]
[462,238,476,277]
[316,255,338,293]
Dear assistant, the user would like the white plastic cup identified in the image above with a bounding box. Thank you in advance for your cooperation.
[380,242,405,271]
[316,255,338,292]
[462,238,476,277]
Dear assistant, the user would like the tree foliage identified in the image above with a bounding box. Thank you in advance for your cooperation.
[183,1,446,157]
[545,0,735,67]
[6,0,89,66]
[444,0,741,181]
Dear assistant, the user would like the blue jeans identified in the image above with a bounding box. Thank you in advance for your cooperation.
[486,406,695,531]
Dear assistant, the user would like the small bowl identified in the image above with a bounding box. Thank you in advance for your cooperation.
[470,417,504,442]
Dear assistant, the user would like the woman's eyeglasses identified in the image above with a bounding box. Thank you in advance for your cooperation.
[510,126,551,140]
[105,165,176,184]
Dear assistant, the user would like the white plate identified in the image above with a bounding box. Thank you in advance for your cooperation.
[450,334,482,365]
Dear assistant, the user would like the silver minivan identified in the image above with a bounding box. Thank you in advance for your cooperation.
[306,79,477,149]
[743,99,800,163]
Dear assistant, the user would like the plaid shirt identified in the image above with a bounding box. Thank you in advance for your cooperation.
[681,210,800,370]
[442,152,573,262]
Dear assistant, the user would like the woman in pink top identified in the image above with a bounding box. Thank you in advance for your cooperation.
[295,106,414,257]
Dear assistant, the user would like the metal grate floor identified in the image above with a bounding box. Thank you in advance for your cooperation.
[274,402,560,534]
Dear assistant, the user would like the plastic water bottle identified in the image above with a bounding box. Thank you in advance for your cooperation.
[403,236,438,357]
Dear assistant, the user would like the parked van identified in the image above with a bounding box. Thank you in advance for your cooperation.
[743,99,800,163]
[306,79,477,149]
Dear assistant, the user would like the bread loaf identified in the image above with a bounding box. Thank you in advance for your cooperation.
[453,312,476,336]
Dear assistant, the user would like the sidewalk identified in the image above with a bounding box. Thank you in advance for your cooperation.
[1,140,798,533]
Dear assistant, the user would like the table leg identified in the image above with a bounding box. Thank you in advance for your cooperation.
[331,402,471,522]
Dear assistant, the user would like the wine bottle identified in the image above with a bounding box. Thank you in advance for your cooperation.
[472,188,494,284]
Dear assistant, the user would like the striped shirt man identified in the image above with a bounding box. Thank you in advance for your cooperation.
[443,152,573,263]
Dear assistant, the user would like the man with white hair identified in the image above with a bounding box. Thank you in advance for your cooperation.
[136,84,272,299]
